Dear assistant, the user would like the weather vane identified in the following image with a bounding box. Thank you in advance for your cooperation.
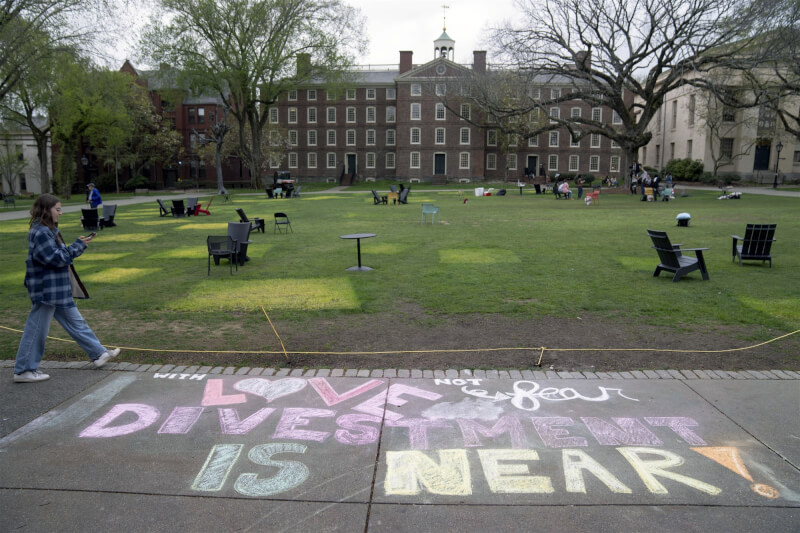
[442,4,449,31]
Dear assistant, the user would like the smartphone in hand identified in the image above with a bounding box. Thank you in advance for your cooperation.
[88,232,97,238]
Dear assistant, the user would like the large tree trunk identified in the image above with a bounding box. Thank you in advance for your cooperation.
[215,143,227,194]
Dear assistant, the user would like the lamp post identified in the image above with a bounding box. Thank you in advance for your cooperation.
[774,141,783,189]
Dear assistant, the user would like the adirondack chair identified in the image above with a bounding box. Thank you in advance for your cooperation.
[731,224,777,267]
[236,207,265,233]
[186,197,199,216]
[207,235,237,275]
[195,197,213,215]
[157,199,172,217]
[81,208,100,231]
[398,187,410,204]
[647,229,710,282]
[421,203,440,224]
[171,199,187,217]
[101,204,117,227]
[372,190,387,204]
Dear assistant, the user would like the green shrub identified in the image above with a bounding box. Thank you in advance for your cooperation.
[664,158,704,181]
[579,173,595,186]
[124,175,150,190]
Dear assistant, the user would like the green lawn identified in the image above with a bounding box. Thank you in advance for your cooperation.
[1,188,798,363]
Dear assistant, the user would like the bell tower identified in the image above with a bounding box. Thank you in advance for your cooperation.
[434,4,454,60]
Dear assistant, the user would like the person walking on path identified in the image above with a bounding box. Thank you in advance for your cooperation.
[87,183,102,208]
[576,177,584,199]
[13,194,119,383]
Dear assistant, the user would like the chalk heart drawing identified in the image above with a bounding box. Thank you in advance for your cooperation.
[233,378,307,402]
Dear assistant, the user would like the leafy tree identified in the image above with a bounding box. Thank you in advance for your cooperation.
[483,0,769,185]
[141,0,366,187]
[195,106,233,194]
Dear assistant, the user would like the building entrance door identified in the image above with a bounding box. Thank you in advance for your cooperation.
[434,154,446,175]
[527,155,538,177]
[753,141,771,171]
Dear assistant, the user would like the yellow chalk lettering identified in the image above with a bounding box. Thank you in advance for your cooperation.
[562,449,632,494]
[618,447,722,495]
[385,449,472,496]
[477,449,553,494]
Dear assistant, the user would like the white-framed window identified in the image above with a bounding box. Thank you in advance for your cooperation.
[366,106,376,123]
[366,129,375,145]
[460,103,471,120]
[459,152,470,169]
[366,152,376,168]
[487,153,497,170]
[571,134,581,148]
[386,152,396,169]
[549,131,559,147]
[327,90,336,101]
[506,154,517,170]
[386,106,396,123]
[410,127,421,144]
[288,152,298,168]
[460,127,470,145]
[410,83,421,96]
[366,88,376,100]
[269,129,281,145]
[529,108,540,123]
[307,89,317,100]
[610,155,620,172]
[410,151,421,168]
[590,133,601,148]
[720,137,734,159]
[435,127,445,144]
[550,107,560,122]
[612,110,622,124]
[269,154,281,168]
[435,102,446,120]
[307,152,317,168]
[548,154,558,171]
[307,130,317,146]
[288,108,298,123]
[508,133,518,147]
[435,83,446,96]
[592,107,602,121]
[386,129,396,146]
[346,88,356,100]
[410,103,421,120]
[269,107,278,123]
[386,88,396,100]
[571,107,581,118]
[528,135,538,147]
[611,139,620,148]
[346,129,356,146]
[327,130,336,146]
[346,107,356,123]
[307,107,317,123]
[288,130,298,145]
[327,153,337,168]
[288,90,297,101]
[569,154,580,172]
[487,129,497,146]
[589,155,600,172]
[327,107,336,123]
[530,87,541,100]
[551,88,560,99]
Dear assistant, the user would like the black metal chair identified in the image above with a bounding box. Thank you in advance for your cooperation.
[647,229,710,282]
[274,212,292,233]
[236,207,265,233]
[171,199,187,217]
[157,199,172,217]
[372,190,387,204]
[207,236,237,275]
[732,224,776,267]
[101,204,117,228]
[227,222,252,265]
[81,208,100,231]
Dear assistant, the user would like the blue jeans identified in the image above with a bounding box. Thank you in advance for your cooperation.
[15,302,107,374]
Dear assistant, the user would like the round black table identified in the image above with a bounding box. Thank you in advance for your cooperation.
[340,233,376,271]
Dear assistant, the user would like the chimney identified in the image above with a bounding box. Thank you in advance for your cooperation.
[399,51,413,74]
[296,53,312,78]
[575,51,591,72]
[473,51,486,74]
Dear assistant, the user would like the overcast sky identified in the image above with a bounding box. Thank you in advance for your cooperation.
[110,0,522,69]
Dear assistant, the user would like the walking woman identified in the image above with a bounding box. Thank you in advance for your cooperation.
[13,194,119,383]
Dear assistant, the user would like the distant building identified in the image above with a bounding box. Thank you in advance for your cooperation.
[0,117,51,195]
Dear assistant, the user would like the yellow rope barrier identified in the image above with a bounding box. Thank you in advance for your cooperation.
[1,324,798,363]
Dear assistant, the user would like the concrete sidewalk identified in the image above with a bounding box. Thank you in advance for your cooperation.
[1,363,798,532]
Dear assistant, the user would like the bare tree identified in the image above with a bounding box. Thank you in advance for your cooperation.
[481,0,768,185]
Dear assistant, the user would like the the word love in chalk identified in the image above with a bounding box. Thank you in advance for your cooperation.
[234,378,308,402]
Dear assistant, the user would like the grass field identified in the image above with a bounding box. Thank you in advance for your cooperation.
[0,186,798,368]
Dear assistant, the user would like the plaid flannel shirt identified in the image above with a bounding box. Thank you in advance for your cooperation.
[24,222,87,308]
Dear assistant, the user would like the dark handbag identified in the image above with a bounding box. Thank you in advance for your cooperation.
[57,233,89,299]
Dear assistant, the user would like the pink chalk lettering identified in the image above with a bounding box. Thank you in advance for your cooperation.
[201,379,247,406]
[645,417,707,445]
[273,408,335,442]
[354,384,442,421]
[159,406,204,434]
[308,378,384,406]
[386,418,451,450]
[457,416,528,448]
[79,403,160,438]
[334,414,383,445]
[219,407,276,435]
[582,417,663,446]
[531,417,589,448]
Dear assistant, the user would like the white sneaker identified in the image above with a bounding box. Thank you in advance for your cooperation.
[94,348,121,368]
[14,370,50,383]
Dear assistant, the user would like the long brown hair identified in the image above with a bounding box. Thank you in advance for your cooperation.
[30,194,60,230]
